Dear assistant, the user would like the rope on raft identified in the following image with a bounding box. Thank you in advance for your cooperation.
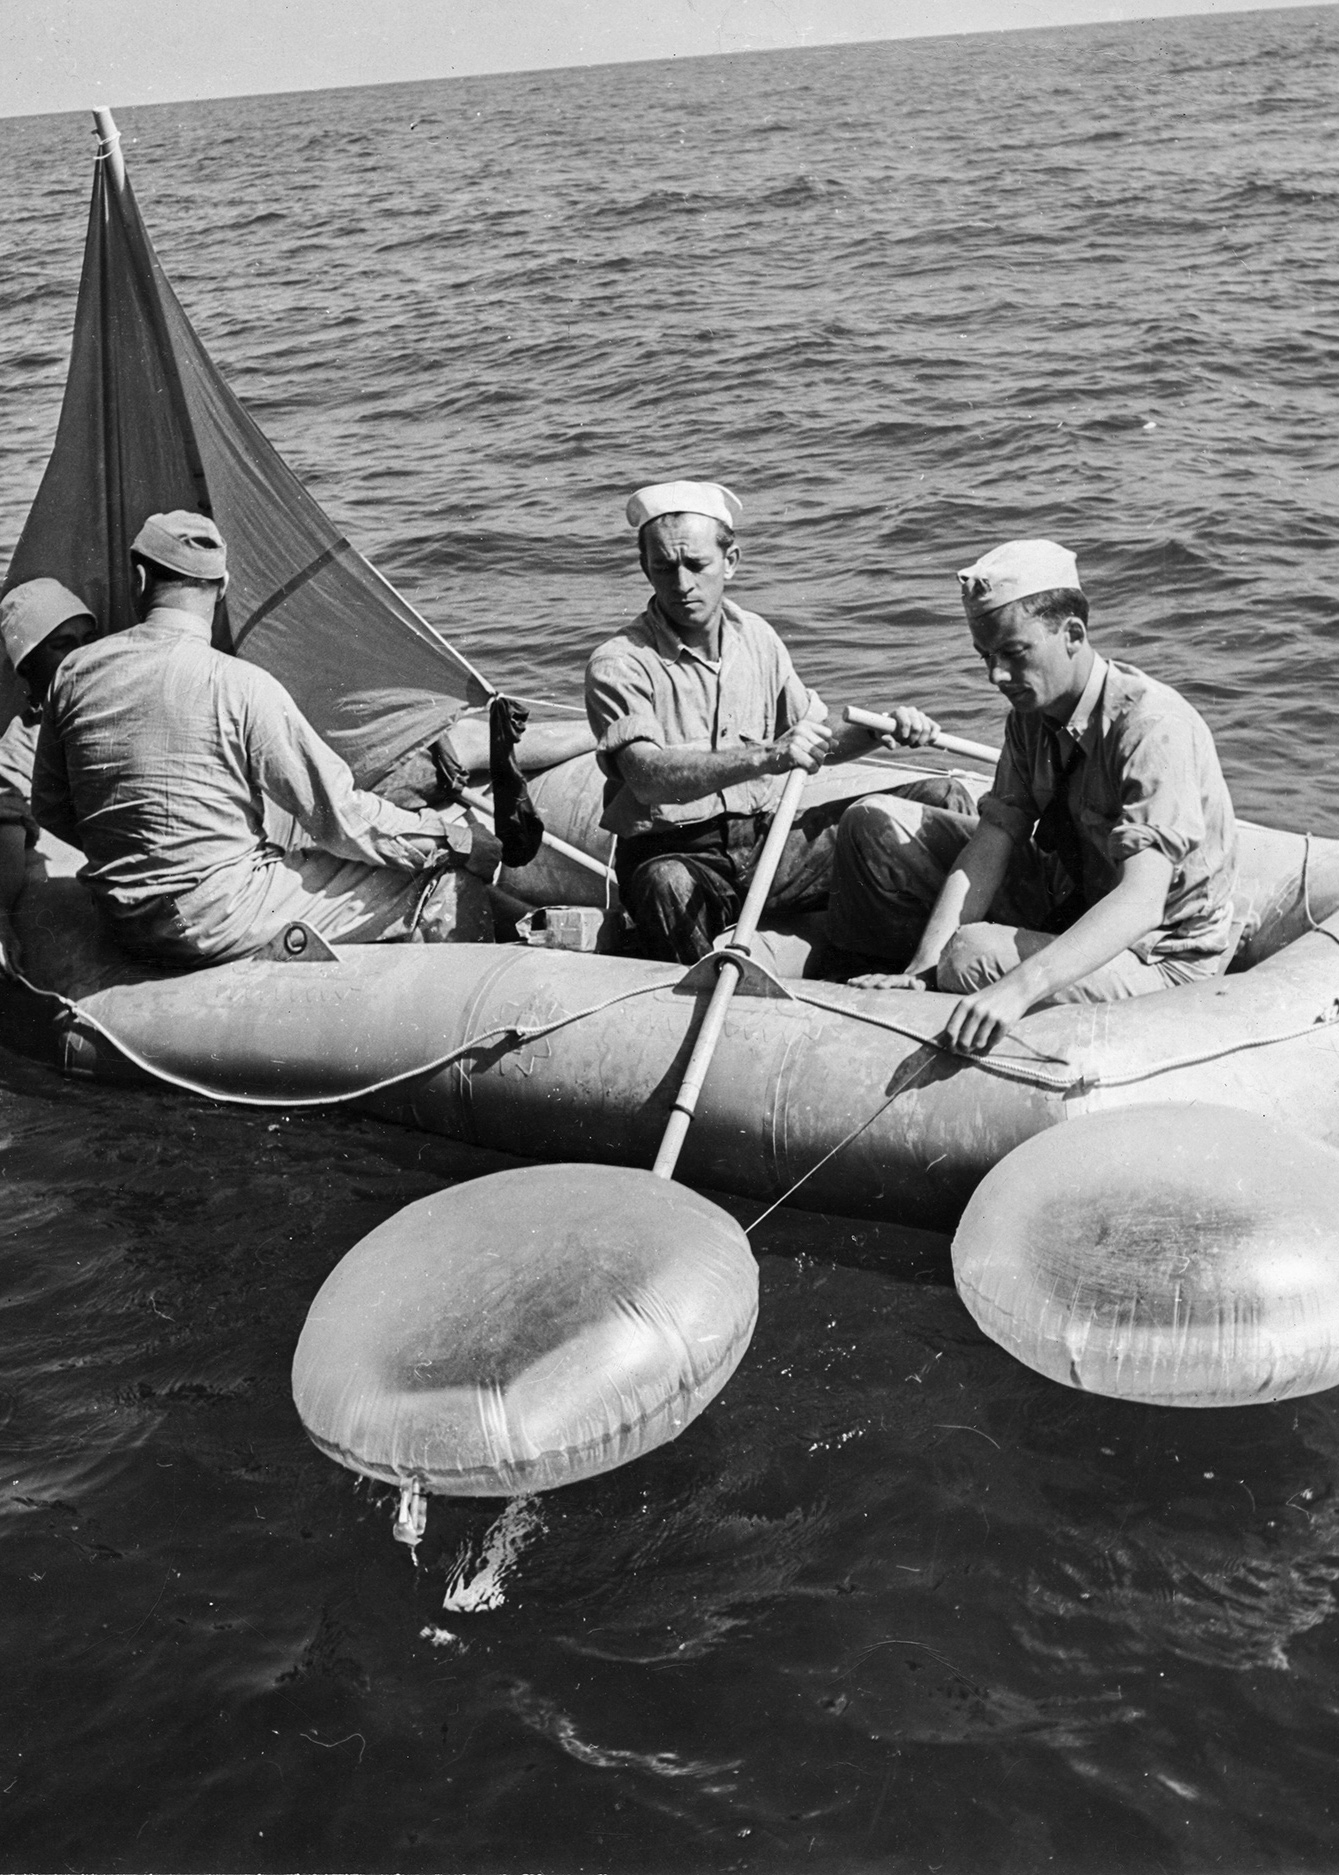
[17,909,1339,1115]
[13,967,674,1110]
[1302,832,1339,949]
[792,984,1339,1094]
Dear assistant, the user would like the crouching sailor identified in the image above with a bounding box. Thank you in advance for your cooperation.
[0,578,98,974]
[32,513,497,965]
[826,538,1238,1053]
[585,478,944,965]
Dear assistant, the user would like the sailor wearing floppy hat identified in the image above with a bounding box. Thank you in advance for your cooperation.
[826,538,1238,1051]
[585,478,943,964]
[32,511,499,965]
[0,579,99,976]
[0,578,98,786]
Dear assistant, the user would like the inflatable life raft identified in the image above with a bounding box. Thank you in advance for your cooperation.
[5,750,1339,1233]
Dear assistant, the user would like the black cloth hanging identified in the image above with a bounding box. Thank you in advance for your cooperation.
[1033,727,1089,934]
[489,695,545,869]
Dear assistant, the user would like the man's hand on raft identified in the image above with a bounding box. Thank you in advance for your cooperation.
[939,976,1033,1055]
[847,967,1034,1056]
[849,969,933,993]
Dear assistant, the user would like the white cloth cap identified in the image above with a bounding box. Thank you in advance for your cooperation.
[626,480,743,532]
[131,510,227,581]
[958,539,1082,616]
[0,578,95,672]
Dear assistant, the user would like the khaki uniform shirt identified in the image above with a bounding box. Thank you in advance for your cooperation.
[33,608,465,951]
[978,655,1237,961]
[584,598,823,839]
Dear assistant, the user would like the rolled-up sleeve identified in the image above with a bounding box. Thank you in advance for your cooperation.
[976,718,1038,846]
[1107,710,1201,868]
[585,648,665,779]
[244,671,467,871]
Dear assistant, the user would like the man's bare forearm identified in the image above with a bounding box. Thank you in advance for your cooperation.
[617,740,780,806]
[824,720,880,764]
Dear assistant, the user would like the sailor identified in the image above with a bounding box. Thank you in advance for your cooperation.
[0,579,99,975]
[32,512,499,965]
[825,538,1238,1052]
[585,478,944,964]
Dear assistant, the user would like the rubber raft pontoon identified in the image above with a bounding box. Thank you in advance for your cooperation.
[5,751,1339,1232]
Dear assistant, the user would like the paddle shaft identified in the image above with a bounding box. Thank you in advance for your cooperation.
[844,705,1000,766]
[456,785,613,883]
[652,765,809,1181]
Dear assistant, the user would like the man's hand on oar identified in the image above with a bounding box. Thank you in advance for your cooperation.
[863,704,941,749]
[768,717,832,774]
[844,705,1001,766]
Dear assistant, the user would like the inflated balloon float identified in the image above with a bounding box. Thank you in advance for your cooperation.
[294,772,805,1544]
[952,1103,1339,1407]
[292,1163,758,1508]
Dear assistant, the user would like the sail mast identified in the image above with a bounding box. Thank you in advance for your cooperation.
[92,107,126,191]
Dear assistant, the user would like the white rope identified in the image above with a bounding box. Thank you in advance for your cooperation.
[790,985,1087,1091]
[16,924,1339,1128]
[1301,832,1339,949]
[745,1054,942,1234]
[791,981,1339,1094]
[13,961,671,1110]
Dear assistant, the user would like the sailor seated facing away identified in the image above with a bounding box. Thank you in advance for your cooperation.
[824,538,1238,1054]
[0,578,98,975]
[584,477,948,966]
[32,511,498,966]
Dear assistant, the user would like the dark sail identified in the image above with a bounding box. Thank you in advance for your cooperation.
[2,137,493,785]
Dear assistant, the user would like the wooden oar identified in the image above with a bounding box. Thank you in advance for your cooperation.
[652,764,808,1177]
[844,705,1001,767]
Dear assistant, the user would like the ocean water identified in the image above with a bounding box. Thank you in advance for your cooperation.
[2,8,1339,1870]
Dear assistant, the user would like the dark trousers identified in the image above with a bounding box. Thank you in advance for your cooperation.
[616,776,974,965]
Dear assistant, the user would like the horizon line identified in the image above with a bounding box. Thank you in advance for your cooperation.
[2,1,1326,123]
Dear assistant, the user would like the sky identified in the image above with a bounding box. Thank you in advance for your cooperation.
[4,0,1327,119]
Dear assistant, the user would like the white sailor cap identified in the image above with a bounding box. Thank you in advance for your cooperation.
[626,480,743,533]
[958,539,1082,617]
[0,578,96,672]
[131,510,228,581]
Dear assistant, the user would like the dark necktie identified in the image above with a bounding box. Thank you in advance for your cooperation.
[1034,727,1087,930]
